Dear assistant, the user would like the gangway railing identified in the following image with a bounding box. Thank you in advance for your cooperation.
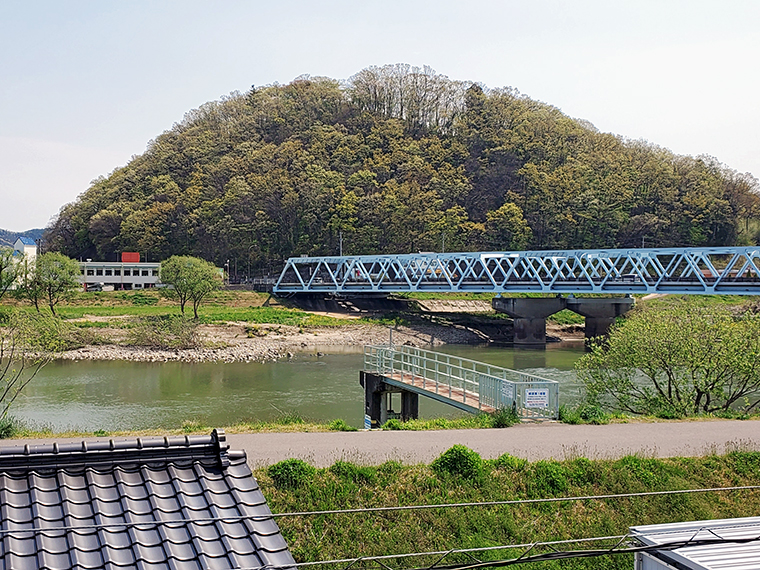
[363,345,559,419]
[274,247,760,295]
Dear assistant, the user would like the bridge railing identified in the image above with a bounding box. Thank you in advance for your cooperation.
[363,345,559,419]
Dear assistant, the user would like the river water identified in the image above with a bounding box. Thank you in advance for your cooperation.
[12,342,586,432]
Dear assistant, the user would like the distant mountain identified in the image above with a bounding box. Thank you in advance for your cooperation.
[0,228,44,248]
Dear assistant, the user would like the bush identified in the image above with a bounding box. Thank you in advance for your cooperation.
[127,315,201,349]
[491,453,527,472]
[382,418,404,430]
[267,458,316,489]
[0,416,21,439]
[558,403,610,425]
[329,460,376,484]
[529,460,569,495]
[431,445,483,481]
[328,419,358,432]
[490,407,520,428]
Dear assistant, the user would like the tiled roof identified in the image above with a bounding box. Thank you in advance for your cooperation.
[15,237,36,246]
[0,430,296,570]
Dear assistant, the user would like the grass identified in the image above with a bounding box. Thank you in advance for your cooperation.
[258,448,760,569]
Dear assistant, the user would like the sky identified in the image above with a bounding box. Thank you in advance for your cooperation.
[1,0,759,232]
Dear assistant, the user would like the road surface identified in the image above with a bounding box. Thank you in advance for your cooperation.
[228,419,760,468]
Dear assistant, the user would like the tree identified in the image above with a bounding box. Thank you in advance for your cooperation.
[160,256,222,319]
[0,247,20,302]
[23,253,80,316]
[483,202,532,251]
[576,302,760,417]
[0,311,68,435]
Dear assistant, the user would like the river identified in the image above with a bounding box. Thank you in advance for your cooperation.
[12,342,586,432]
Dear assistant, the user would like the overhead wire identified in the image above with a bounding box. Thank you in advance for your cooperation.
[0,484,758,536]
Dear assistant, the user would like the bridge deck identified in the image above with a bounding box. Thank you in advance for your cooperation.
[382,370,495,414]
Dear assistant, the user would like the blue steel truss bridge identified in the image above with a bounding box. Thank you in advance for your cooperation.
[274,247,760,296]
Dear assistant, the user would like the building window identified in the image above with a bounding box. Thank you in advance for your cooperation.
[114,269,121,276]
[96,269,103,276]
[141,270,149,276]
[80,269,85,275]
[152,270,159,276]
[87,269,94,276]
[123,269,131,276]
[105,269,112,276]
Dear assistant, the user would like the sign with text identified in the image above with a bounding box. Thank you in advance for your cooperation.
[524,388,549,408]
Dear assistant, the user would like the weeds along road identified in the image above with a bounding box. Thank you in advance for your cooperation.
[230,419,760,468]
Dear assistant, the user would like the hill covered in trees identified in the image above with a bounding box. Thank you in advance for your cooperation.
[45,64,760,272]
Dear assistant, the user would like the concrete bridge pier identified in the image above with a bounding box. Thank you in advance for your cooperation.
[360,371,419,428]
[492,297,567,346]
[565,296,635,340]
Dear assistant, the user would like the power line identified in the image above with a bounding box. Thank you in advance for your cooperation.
[0,485,758,537]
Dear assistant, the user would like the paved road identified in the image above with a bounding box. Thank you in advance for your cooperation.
[229,419,760,468]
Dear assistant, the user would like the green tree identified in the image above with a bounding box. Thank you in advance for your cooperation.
[160,256,222,319]
[23,253,80,316]
[483,202,532,250]
[0,247,20,302]
[576,302,760,417]
[0,311,63,434]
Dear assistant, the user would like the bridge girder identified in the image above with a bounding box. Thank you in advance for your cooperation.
[274,247,760,296]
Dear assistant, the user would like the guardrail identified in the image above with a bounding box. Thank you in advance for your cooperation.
[363,345,559,419]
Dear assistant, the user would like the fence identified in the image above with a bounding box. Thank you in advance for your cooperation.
[363,345,559,419]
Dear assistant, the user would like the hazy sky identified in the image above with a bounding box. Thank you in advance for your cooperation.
[1,0,758,231]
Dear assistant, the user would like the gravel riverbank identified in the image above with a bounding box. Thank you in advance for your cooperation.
[56,321,499,363]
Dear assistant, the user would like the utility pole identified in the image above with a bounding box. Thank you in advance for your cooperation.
[339,231,343,256]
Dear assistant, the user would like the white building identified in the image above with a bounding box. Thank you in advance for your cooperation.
[78,260,161,290]
[13,237,37,260]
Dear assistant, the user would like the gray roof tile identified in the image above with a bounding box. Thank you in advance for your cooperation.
[0,430,296,570]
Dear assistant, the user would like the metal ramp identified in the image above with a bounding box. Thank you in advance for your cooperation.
[363,345,559,420]
[275,247,760,296]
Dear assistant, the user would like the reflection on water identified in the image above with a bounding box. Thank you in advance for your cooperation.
[13,343,586,432]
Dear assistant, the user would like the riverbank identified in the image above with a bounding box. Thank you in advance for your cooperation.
[56,318,585,363]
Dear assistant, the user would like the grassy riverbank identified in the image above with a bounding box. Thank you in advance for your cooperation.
[258,448,760,570]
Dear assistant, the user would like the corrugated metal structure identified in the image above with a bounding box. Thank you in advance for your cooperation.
[0,430,296,570]
[631,516,760,570]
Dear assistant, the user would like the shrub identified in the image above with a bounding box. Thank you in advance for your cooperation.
[529,460,569,495]
[268,458,316,489]
[0,416,21,439]
[328,419,358,432]
[329,460,376,484]
[127,315,201,349]
[432,445,483,481]
[490,407,520,428]
[491,453,527,472]
[382,418,404,430]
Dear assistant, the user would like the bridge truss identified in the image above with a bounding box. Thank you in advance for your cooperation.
[273,247,760,295]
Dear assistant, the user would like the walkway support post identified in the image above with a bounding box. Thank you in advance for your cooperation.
[360,371,419,428]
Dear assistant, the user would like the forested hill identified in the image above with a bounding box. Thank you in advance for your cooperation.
[0,228,44,248]
[45,64,760,270]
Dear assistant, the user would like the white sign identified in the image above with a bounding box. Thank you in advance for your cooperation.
[524,388,549,408]
[501,381,514,401]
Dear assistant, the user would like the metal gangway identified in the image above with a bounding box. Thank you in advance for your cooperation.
[274,247,760,296]
[363,345,559,419]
